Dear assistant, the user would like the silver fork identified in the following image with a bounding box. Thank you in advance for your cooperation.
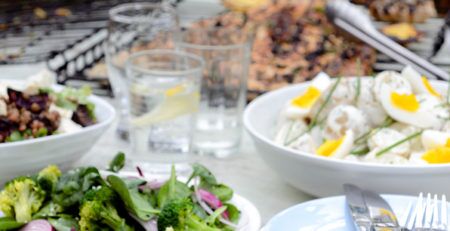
[403,193,448,231]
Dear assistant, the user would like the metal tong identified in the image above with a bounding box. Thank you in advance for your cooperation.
[326,0,450,81]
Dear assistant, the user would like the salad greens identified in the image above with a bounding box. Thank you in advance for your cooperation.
[0,153,241,231]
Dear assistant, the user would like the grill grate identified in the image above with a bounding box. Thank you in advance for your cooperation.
[0,1,448,97]
[0,0,153,64]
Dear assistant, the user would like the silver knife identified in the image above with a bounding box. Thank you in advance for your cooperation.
[344,184,372,231]
[362,190,402,231]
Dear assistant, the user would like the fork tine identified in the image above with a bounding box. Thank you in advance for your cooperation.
[431,194,439,229]
[424,193,434,228]
[405,193,422,229]
[401,201,414,226]
[414,193,425,229]
[441,195,447,230]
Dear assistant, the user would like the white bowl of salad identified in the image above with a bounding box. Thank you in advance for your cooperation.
[244,66,450,197]
[0,70,115,182]
[0,153,261,231]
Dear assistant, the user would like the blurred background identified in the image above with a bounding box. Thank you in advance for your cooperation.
[0,0,449,98]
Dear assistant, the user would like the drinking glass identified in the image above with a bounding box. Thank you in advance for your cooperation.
[125,50,203,172]
[176,28,252,158]
[106,2,178,140]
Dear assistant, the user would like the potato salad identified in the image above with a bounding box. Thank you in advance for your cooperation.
[275,66,450,165]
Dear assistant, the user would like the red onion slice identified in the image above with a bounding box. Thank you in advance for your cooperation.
[19,220,53,231]
[194,184,238,229]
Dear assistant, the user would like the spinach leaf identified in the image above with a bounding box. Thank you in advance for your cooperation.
[187,163,217,185]
[33,201,63,219]
[52,167,104,209]
[107,175,159,221]
[0,217,24,230]
[204,184,233,202]
[224,203,240,223]
[107,152,126,173]
[157,166,191,208]
[48,215,79,231]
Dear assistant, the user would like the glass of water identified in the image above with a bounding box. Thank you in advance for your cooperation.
[176,28,252,158]
[106,2,178,140]
[125,49,203,172]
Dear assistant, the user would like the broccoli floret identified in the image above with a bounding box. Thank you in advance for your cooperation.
[0,177,45,223]
[79,186,133,231]
[37,165,61,193]
[157,199,221,231]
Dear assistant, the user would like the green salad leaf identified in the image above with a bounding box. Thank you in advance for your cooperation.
[52,167,104,209]
[0,217,24,230]
[157,166,191,208]
[107,152,126,173]
[107,175,159,221]
[48,215,79,231]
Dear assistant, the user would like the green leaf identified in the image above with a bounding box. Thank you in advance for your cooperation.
[201,184,233,202]
[157,166,191,208]
[48,215,79,231]
[205,206,227,225]
[36,127,48,137]
[33,201,63,219]
[0,217,24,230]
[107,175,159,221]
[224,203,240,223]
[187,163,217,186]
[6,131,23,142]
[107,152,126,173]
[52,167,104,209]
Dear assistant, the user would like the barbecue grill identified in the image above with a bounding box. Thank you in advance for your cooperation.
[0,0,448,97]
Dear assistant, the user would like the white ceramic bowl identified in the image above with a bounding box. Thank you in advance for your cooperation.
[0,87,115,182]
[244,79,450,197]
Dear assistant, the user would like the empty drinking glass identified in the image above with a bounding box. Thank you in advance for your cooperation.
[106,2,178,140]
[125,49,203,172]
[176,28,252,158]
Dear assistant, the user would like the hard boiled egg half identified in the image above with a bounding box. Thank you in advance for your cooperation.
[285,72,331,119]
[316,130,354,159]
[401,66,441,98]
[420,130,450,164]
[379,85,443,129]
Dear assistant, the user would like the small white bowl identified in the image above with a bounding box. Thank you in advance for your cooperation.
[244,79,450,197]
[0,86,115,183]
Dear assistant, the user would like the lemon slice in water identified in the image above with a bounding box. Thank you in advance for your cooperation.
[130,85,199,127]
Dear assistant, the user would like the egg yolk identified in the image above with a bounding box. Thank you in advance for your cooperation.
[446,138,450,147]
[291,86,321,108]
[317,136,345,157]
[421,77,441,97]
[422,147,450,164]
[390,92,419,112]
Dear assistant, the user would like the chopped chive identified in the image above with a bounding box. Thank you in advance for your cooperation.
[354,77,361,104]
[354,58,362,104]
[308,77,342,130]
[285,77,342,145]
[350,146,370,156]
[354,117,394,145]
[283,120,296,145]
[375,130,423,157]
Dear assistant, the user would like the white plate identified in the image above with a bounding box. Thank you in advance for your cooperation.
[262,194,449,231]
[109,171,262,231]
